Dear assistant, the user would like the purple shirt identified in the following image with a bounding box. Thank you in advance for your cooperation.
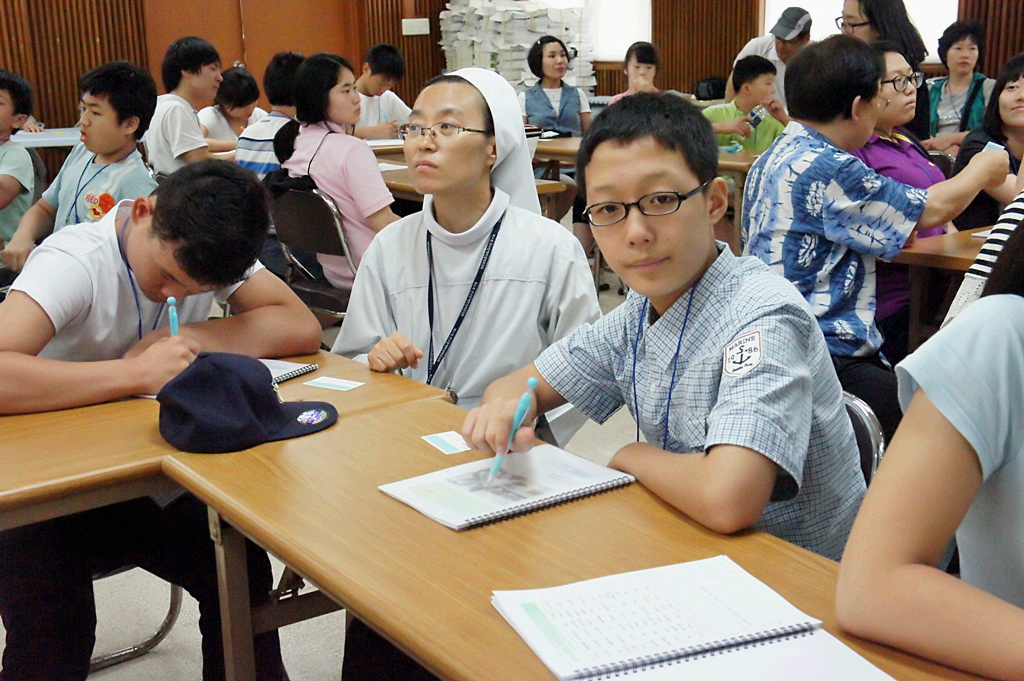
[851,131,946,320]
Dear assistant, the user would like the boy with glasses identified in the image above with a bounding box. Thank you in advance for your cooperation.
[462,92,865,562]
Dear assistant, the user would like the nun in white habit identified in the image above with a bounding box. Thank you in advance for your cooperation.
[332,67,599,419]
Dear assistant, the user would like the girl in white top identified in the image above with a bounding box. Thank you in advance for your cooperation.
[837,226,1024,680]
[333,67,599,410]
[198,66,266,152]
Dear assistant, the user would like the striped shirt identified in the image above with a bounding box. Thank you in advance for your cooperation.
[943,188,1024,325]
[235,112,292,180]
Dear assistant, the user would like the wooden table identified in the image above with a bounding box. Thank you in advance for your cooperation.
[9,127,81,148]
[892,228,985,349]
[0,352,446,533]
[166,399,986,681]
[381,166,567,221]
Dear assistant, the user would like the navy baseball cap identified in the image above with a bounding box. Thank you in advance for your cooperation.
[158,352,338,453]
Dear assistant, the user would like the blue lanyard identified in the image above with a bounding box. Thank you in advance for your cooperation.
[67,149,136,225]
[117,215,165,340]
[425,214,505,387]
[631,283,698,449]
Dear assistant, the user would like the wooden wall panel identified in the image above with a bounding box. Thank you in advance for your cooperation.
[651,0,759,94]
[238,0,362,111]
[143,0,242,93]
[958,0,1024,78]
[356,0,448,106]
[0,0,38,101]
[594,61,627,97]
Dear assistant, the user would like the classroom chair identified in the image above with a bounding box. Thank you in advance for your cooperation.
[927,151,956,179]
[267,186,353,321]
[89,566,183,672]
[843,391,885,484]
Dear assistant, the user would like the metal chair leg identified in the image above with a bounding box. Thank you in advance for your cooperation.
[89,583,183,673]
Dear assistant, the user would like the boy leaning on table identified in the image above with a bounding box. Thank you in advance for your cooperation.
[464,92,866,563]
[0,160,320,681]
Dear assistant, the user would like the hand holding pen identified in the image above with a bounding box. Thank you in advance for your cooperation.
[487,377,538,482]
[167,296,179,336]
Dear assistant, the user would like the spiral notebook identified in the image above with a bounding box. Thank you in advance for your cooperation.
[259,359,318,383]
[493,555,893,681]
[378,444,635,530]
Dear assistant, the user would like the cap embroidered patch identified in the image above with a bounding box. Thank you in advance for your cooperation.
[297,409,330,425]
[723,330,762,377]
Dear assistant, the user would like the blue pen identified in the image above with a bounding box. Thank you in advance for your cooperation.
[167,296,178,336]
[487,377,539,482]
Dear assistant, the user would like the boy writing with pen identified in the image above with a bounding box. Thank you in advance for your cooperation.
[0,160,319,681]
[464,93,866,561]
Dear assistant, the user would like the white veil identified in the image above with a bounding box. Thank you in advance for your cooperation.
[449,67,542,215]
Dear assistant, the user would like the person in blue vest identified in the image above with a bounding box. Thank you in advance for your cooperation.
[518,35,594,253]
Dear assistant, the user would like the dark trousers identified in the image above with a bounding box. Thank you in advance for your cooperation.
[0,494,285,681]
[342,618,438,681]
[831,353,902,443]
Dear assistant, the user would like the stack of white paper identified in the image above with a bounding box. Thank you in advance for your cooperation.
[439,0,595,95]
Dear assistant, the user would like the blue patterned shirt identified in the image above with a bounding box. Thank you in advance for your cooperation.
[741,122,927,357]
[535,246,865,560]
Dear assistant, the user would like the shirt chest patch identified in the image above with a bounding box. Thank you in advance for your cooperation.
[85,192,116,221]
[723,330,762,377]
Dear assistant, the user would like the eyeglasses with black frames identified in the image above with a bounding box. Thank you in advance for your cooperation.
[583,182,710,227]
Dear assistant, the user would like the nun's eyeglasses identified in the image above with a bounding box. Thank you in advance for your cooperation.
[398,122,491,140]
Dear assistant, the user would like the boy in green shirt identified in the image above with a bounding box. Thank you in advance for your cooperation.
[704,55,788,154]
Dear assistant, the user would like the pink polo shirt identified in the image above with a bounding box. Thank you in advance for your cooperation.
[283,122,394,289]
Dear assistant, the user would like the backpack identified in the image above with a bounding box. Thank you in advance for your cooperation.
[694,77,726,101]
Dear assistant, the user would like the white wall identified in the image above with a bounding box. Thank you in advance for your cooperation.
[763,0,958,63]
[589,0,652,61]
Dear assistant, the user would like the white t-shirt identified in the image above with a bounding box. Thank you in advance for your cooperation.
[333,188,600,409]
[517,87,592,117]
[897,294,1024,607]
[197,105,268,142]
[734,34,787,107]
[357,90,411,129]
[12,200,256,362]
[145,93,208,175]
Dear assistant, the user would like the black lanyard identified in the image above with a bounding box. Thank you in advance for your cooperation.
[425,214,505,386]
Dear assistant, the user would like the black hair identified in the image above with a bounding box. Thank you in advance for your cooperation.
[152,160,268,288]
[577,92,717,200]
[982,218,1024,298]
[786,35,884,123]
[982,52,1024,142]
[937,20,985,68]
[214,66,260,116]
[858,0,928,66]
[421,74,495,135]
[364,43,405,80]
[732,55,777,92]
[292,53,354,125]
[78,61,157,140]
[527,36,573,80]
[263,51,304,106]
[273,120,300,163]
[161,36,220,92]
[624,41,660,70]
[0,69,33,120]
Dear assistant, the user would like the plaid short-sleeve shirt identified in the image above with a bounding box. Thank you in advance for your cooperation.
[536,247,865,560]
